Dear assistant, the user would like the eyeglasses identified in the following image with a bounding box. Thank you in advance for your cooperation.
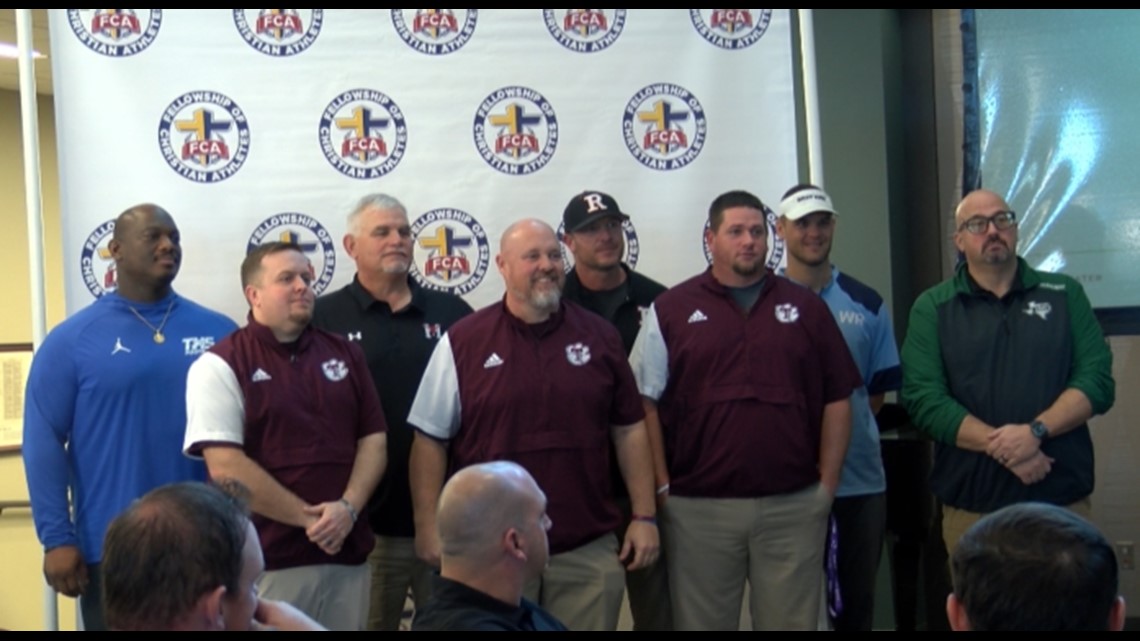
[959,210,1017,235]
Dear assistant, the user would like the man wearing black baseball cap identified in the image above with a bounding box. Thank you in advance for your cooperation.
[561,191,672,631]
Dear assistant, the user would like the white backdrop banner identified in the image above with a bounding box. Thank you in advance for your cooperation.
[50,9,798,319]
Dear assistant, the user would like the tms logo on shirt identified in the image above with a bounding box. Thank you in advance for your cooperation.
[183,336,216,356]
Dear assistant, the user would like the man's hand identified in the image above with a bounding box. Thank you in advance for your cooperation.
[303,501,354,556]
[619,520,660,571]
[43,545,88,597]
[1008,450,1054,485]
[414,524,442,569]
[986,423,1041,467]
[252,598,326,631]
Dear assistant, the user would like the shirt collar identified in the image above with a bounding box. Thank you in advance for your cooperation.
[347,273,425,315]
[245,311,314,354]
[777,264,837,294]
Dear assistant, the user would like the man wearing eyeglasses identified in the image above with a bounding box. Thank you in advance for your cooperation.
[901,188,1114,554]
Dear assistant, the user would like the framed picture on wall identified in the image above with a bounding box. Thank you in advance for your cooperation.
[0,344,33,453]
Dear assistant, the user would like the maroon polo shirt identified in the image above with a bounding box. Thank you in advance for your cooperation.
[187,320,387,571]
[414,299,645,554]
[648,270,861,498]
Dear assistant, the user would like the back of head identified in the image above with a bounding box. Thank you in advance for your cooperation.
[103,481,250,630]
[950,502,1119,631]
[436,461,547,572]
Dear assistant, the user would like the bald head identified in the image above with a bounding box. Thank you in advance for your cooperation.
[437,461,548,560]
[955,189,1010,228]
[499,218,558,254]
[496,219,565,321]
[112,203,173,242]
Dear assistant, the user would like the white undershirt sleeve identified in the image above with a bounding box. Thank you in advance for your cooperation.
[407,332,462,440]
[183,351,246,456]
[629,303,670,401]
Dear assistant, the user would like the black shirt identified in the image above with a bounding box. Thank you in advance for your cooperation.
[412,575,569,631]
[562,263,667,355]
[312,276,473,537]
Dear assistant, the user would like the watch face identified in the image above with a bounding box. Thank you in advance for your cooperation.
[1031,421,1048,439]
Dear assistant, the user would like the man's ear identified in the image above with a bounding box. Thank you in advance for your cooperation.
[194,585,228,630]
[504,527,526,561]
[946,593,971,631]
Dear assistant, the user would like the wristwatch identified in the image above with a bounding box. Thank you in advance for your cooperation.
[1030,420,1049,441]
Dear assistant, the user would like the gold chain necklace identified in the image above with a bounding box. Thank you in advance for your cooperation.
[127,298,176,344]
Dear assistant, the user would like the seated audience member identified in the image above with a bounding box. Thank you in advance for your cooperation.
[101,481,324,631]
[412,461,567,631]
[948,502,1126,631]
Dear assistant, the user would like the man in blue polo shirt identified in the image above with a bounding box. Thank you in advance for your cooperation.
[776,184,901,631]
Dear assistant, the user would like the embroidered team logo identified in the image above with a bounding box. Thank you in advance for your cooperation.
[182,336,216,356]
[410,208,490,296]
[233,9,323,56]
[1024,301,1052,320]
[423,323,442,339]
[702,205,785,269]
[543,9,626,53]
[392,9,478,55]
[67,9,162,57]
[79,219,118,298]
[247,213,337,295]
[474,86,559,175]
[690,9,773,50]
[775,303,800,324]
[623,83,707,171]
[322,359,349,382]
[158,91,251,183]
[319,89,408,180]
[555,220,641,274]
[565,342,591,366]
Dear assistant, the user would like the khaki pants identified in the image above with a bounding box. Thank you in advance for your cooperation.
[942,496,1093,555]
[258,562,370,631]
[366,535,433,631]
[523,533,626,631]
[663,484,833,631]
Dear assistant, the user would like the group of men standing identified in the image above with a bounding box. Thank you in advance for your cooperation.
[23,184,1114,630]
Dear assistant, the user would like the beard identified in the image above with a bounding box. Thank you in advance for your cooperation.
[731,257,765,278]
[382,258,411,275]
[530,286,562,312]
[981,236,1013,264]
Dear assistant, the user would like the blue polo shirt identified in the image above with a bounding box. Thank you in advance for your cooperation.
[780,265,901,497]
